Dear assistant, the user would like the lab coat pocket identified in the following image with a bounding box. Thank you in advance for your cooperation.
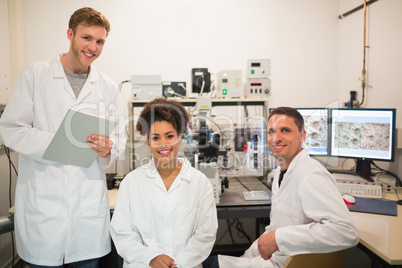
[78,180,107,217]
[174,205,198,242]
[272,201,303,227]
[130,203,151,244]
[27,178,63,217]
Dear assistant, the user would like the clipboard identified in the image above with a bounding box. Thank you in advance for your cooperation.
[42,109,116,167]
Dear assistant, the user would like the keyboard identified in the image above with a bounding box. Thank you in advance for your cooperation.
[243,191,270,201]
[336,182,382,199]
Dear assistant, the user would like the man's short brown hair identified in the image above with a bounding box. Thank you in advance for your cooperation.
[69,7,110,35]
[268,107,304,132]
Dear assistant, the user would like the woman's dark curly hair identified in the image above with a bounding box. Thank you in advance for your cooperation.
[136,98,192,137]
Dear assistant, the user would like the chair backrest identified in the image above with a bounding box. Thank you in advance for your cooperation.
[284,250,344,268]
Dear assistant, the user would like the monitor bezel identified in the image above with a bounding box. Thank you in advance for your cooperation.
[296,108,330,156]
[329,108,396,162]
[269,107,330,156]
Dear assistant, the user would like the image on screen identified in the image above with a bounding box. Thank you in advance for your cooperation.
[330,109,395,161]
[297,108,329,156]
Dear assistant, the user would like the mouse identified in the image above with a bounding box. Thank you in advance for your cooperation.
[342,194,356,204]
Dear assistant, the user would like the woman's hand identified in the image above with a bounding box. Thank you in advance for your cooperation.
[149,254,177,268]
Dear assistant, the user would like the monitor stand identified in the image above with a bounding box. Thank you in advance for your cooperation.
[355,159,374,182]
[328,159,374,182]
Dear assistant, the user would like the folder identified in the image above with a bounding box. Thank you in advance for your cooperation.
[42,109,116,168]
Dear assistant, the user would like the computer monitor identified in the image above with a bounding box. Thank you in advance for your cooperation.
[330,108,396,181]
[268,107,330,156]
[297,108,330,156]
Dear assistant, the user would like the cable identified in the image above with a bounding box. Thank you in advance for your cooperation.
[118,80,130,92]
[216,219,252,245]
[232,218,252,243]
[178,83,189,98]
[216,219,236,244]
[257,176,272,191]
[234,177,251,191]
[377,174,401,204]
[226,219,235,244]
[4,146,18,176]
[199,79,206,95]
[371,161,401,186]
[4,146,17,267]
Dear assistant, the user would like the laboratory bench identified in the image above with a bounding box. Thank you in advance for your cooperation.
[351,188,402,267]
[108,175,271,219]
[108,183,402,267]
[4,183,402,267]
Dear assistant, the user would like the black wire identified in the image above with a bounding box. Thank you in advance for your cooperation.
[234,177,251,191]
[216,220,234,244]
[257,176,272,191]
[4,146,18,176]
[4,146,17,267]
[226,219,235,244]
[232,219,252,243]
[216,219,253,245]
[371,161,401,186]
[376,173,401,202]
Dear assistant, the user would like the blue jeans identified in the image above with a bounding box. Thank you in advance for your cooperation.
[30,258,99,268]
[203,255,220,268]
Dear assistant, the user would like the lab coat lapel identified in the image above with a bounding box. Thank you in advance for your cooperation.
[168,159,191,192]
[278,149,308,189]
[146,159,170,192]
[146,158,190,193]
[53,61,77,101]
[76,69,99,103]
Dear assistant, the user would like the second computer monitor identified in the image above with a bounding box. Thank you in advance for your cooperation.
[330,108,396,162]
[297,108,329,156]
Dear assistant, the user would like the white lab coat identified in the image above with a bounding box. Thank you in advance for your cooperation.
[110,158,218,268]
[0,55,126,266]
[218,149,359,268]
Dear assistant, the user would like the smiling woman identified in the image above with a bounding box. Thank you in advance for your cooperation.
[136,98,192,176]
[110,97,218,268]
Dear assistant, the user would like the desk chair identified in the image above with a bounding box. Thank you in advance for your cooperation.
[284,250,343,268]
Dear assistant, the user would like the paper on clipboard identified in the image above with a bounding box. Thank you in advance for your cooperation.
[42,109,116,167]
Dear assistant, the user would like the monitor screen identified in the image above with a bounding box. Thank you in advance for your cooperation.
[269,107,329,156]
[297,108,329,156]
[330,108,396,162]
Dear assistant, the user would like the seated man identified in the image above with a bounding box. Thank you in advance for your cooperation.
[205,107,359,268]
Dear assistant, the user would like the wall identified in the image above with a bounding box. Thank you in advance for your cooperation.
[21,0,342,174]
[0,0,12,104]
[1,0,402,265]
[22,0,340,109]
[339,0,402,177]
[0,1,17,267]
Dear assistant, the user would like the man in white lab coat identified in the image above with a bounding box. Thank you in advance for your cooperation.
[0,7,126,268]
[207,107,359,268]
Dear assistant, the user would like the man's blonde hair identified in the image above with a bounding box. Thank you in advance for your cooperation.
[69,7,110,35]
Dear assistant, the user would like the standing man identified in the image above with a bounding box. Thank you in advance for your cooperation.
[207,107,359,268]
[0,7,126,267]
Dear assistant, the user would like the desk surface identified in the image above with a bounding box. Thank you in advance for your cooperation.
[108,183,402,265]
[108,177,272,218]
[218,177,271,207]
[351,188,402,265]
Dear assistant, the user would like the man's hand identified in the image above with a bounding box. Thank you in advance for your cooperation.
[258,230,278,260]
[86,135,113,157]
[149,254,177,268]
